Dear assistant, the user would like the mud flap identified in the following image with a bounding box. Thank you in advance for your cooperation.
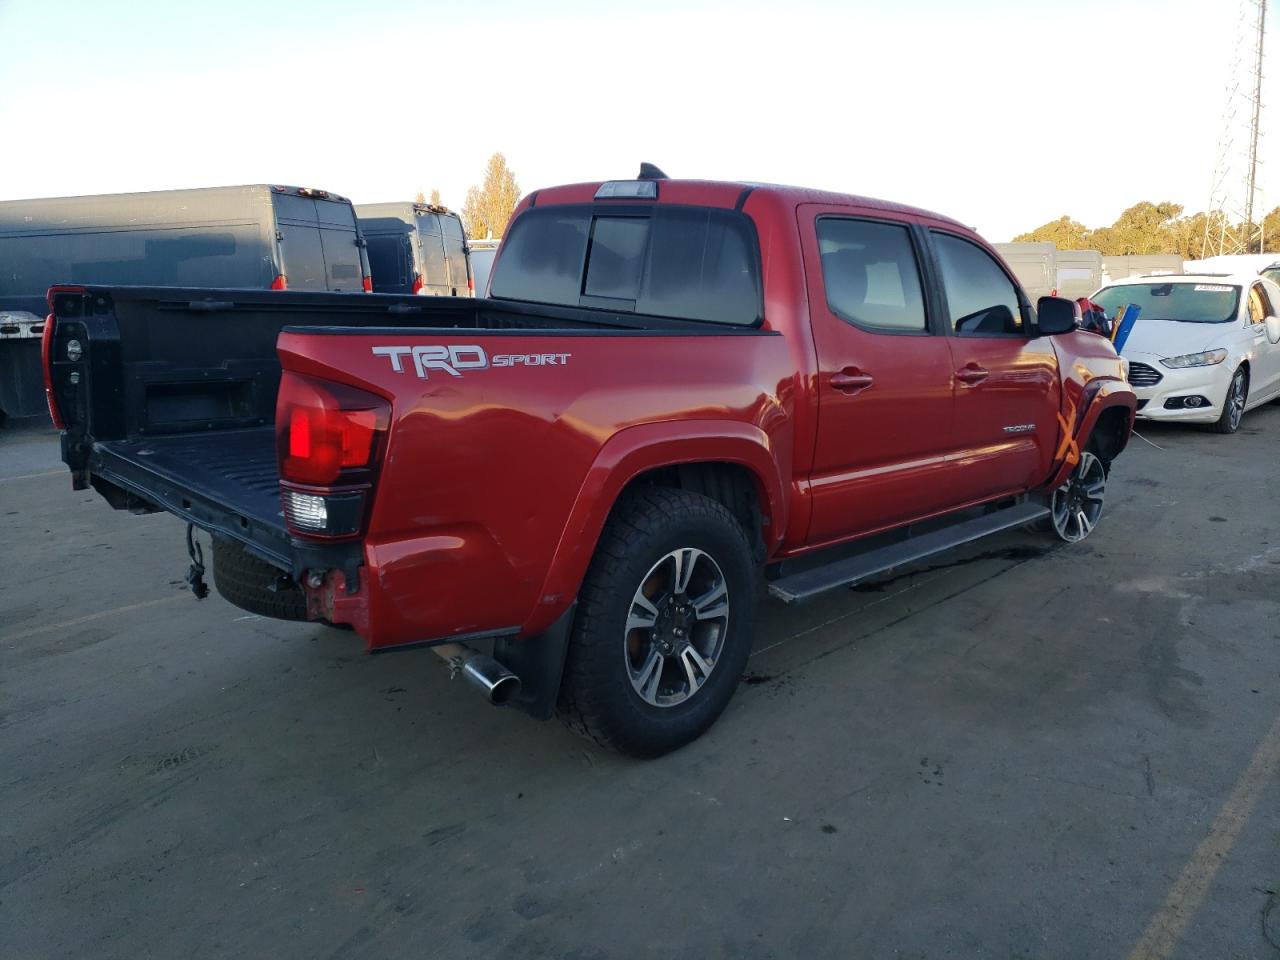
[493,602,577,720]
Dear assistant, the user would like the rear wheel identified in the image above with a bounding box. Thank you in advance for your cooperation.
[211,537,308,621]
[1210,367,1248,434]
[557,487,758,757]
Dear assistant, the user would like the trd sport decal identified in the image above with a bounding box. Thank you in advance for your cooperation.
[372,345,571,379]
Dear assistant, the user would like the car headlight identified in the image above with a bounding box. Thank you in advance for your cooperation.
[1160,348,1228,369]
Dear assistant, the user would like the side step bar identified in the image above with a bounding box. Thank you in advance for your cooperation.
[768,501,1050,604]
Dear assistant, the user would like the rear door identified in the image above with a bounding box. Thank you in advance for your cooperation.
[800,205,957,545]
[415,213,450,295]
[315,199,365,291]
[274,195,327,290]
[441,215,471,295]
[928,229,1061,502]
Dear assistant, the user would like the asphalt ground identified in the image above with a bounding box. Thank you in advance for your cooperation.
[2,408,1279,959]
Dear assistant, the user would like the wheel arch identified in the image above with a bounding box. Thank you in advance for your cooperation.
[1043,379,1136,490]
[523,420,785,636]
[1086,404,1132,465]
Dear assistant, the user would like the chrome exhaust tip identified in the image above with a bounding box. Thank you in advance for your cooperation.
[431,643,522,706]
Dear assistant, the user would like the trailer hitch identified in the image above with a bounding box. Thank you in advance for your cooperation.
[184,524,210,600]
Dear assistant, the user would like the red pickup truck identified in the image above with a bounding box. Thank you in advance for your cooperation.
[45,172,1135,756]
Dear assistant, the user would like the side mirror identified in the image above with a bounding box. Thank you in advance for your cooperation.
[1037,296,1080,335]
[1267,315,1280,344]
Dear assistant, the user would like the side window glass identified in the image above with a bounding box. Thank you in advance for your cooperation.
[815,218,926,332]
[933,233,1023,336]
[1248,284,1268,323]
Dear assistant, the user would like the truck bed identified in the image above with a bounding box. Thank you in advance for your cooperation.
[50,285,770,587]
[92,427,292,566]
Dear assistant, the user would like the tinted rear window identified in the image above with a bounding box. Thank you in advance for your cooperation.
[441,214,466,240]
[490,205,761,326]
[416,212,442,237]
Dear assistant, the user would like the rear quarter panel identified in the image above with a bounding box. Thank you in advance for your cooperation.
[278,329,796,648]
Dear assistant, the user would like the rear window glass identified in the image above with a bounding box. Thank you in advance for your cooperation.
[584,217,648,300]
[490,205,761,326]
[416,212,442,237]
[315,199,356,227]
[441,215,466,240]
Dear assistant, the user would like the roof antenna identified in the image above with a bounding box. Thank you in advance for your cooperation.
[638,162,669,180]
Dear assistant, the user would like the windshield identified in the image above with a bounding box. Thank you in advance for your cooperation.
[1091,282,1240,324]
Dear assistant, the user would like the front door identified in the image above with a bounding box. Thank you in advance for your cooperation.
[929,230,1061,502]
[1247,281,1280,401]
[801,207,958,546]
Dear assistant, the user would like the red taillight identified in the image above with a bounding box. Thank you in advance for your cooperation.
[467,276,475,294]
[362,276,373,293]
[271,274,288,291]
[40,310,64,429]
[277,374,389,487]
[42,285,84,430]
[411,273,424,295]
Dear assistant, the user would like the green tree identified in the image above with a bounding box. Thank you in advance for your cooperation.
[1250,207,1280,252]
[1104,201,1183,255]
[461,153,521,239]
[1012,215,1091,249]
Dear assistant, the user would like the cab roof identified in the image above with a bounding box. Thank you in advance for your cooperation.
[526,178,967,228]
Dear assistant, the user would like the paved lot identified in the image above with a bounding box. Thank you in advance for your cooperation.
[2,410,1279,960]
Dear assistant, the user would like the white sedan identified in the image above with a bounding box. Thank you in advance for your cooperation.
[1090,273,1280,433]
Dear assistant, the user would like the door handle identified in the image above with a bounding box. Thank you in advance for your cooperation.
[955,364,989,385]
[831,369,874,392]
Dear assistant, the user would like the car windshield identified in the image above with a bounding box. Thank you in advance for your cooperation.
[1091,282,1239,324]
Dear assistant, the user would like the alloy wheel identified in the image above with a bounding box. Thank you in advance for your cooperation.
[1227,370,1246,431]
[624,547,730,708]
[1051,451,1106,543]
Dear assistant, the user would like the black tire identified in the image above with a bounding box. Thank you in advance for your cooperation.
[557,487,759,758]
[1210,366,1248,434]
[211,536,308,621]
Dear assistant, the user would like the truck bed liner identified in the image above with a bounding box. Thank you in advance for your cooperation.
[92,427,292,567]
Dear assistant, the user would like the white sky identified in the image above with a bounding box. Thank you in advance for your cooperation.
[0,0,1268,241]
